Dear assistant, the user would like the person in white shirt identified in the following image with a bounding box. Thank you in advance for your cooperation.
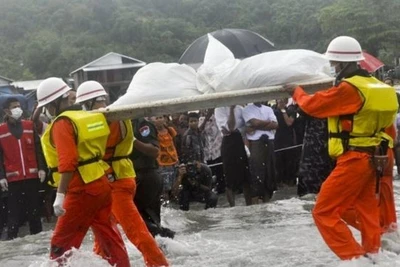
[214,105,252,207]
[242,102,278,204]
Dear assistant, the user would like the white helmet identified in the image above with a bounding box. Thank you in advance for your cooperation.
[75,81,107,104]
[37,77,72,108]
[325,36,365,62]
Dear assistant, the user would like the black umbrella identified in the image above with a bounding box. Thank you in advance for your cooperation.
[178,28,275,68]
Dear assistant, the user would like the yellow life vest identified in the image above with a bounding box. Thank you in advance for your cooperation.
[327,75,398,158]
[41,110,110,187]
[107,120,136,180]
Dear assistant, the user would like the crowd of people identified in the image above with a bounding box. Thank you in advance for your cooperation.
[0,35,398,265]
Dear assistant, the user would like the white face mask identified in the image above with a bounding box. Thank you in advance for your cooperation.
[47,114,55,121]
[329,66,337,77]
[10,107,23,120]
[44,108,55,121]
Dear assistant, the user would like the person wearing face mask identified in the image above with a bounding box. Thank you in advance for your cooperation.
[37,77,130,266]
[75,81,169,267]
[30,84,81,223]
[31,86,80,137]
[0,97,46,240]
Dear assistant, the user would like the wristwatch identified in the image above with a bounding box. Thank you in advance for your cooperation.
[281,109,286,113]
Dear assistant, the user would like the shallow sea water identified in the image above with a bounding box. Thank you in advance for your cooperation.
[0,181,400,267]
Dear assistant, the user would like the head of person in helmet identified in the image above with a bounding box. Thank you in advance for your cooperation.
[325,36,365,82]
[36,77,73,118]
[75,80,108,111]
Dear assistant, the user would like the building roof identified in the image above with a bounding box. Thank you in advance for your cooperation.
[0,75,14,85]
[0,86,13,94]
[69,52,146,75]
[12,79,45,91]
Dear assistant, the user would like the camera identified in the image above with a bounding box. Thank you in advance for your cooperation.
[186,162,197,178]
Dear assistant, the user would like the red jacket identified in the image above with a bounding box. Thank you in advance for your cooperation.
[0,120,39,182]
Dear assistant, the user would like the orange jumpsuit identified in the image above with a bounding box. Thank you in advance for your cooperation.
[379,124,397,232]
[94,121,169,267]
[381,173,397,232]
[342,125,397,234]
[50,118,130,267]
[293,81,381,260]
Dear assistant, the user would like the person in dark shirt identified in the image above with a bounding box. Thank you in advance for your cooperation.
[274,98,297,187]
[130,118,175,238]
[296,114,334,198]
[181,112,205,163]
[171,161,218,211]
[173,113,188,161]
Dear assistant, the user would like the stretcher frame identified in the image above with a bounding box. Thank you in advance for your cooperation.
[99,77,334,121]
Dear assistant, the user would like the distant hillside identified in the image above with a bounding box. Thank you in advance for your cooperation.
[0,0,398,80]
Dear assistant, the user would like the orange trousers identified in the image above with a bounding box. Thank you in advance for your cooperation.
[379,176,397,232]
[50,181,130,267]
[312,151,380,260]
[94,178,169,267]
[379,148,397,233]
[342,149,397,234]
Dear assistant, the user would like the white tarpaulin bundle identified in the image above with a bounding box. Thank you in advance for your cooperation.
[196,34,331,93]
[111,62,200,106]
[110,35,331,107]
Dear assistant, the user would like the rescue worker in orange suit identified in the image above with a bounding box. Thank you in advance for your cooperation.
[30,88,81,222]
[75,81,169,267]
[0,97,46,240]
[379,125,398,233]
[36,77,130,266]
[341,124,398,235]
[285,36,398,260]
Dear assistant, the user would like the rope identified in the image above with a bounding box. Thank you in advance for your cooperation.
[206,144,303,168]
[274,144,303,153]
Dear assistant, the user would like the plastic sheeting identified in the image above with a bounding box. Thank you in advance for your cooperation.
[111,35,331,107]
[111,62,200,106]
[196,35,331,93]
[196,34,241,93]
[225,49,331,90]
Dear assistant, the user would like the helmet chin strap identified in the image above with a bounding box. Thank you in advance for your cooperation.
[335,62,352,86]
[82,100,95,111]
[86,100,95,111]
[51,97,62,116]
[90,99,96,110]
[53,96,70,116]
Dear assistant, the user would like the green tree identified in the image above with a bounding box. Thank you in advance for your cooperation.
[318,0,400,58]
[0,0,399,80]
